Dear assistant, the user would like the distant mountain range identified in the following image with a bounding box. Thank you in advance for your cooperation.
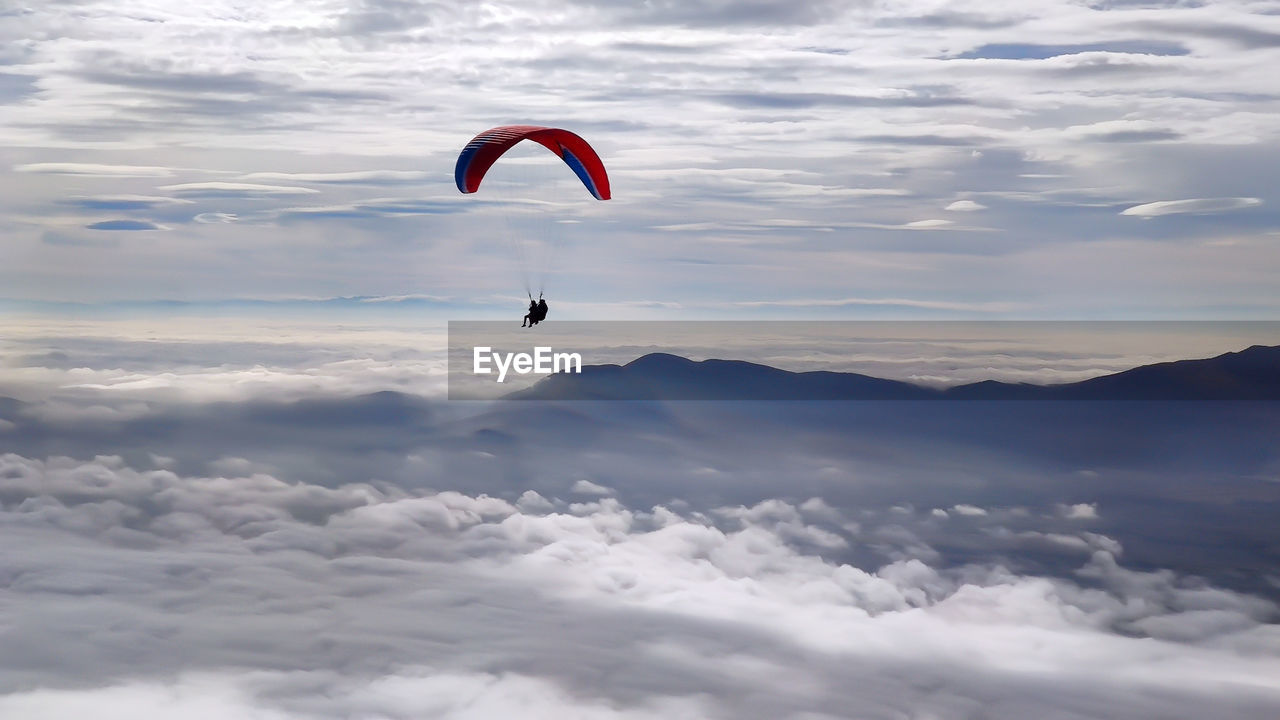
[509,344,1280,401]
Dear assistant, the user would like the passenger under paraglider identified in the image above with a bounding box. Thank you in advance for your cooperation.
[522,296,548,327]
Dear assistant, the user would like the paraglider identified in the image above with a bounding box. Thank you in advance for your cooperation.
[454,125,610,326]
[455,125,610,200]
[522,295,549,328]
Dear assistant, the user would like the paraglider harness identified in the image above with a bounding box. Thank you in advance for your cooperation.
[523,292,549,327]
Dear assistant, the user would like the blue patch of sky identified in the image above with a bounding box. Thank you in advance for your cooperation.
[0,72,37,103]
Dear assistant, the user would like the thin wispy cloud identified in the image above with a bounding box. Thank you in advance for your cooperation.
[193,212,239,224]
[1121,197,1263,217]
[85,219,166,231]
[237,171,434,185]
[62,195,194,210]
[730,297,1021,312]
[15,163,175,177]
[158,182,321,197]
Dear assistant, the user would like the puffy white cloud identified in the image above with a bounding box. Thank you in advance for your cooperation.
[1060,502,1099,520]
[3,451,1279,718]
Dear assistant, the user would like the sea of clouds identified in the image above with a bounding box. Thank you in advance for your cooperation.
[1,315,1278,718]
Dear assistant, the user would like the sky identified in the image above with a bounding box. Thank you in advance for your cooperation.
[2,0,1280,317]
[3,3,1280,719]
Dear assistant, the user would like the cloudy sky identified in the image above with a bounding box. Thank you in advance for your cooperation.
[3,0,1280,316]
[4,2,1280,719]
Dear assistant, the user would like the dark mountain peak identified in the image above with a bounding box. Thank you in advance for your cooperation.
[1061,342,1280,400]
[625,352,697,370]
[942,379,1041,400]
[1235,344,1277,355]
[1220,344,1280,365]
[949,343,1280,400]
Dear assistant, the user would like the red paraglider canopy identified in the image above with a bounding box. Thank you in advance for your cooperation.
[454,125,611,201]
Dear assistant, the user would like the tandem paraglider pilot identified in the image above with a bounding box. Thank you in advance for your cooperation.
[522,295,549,327]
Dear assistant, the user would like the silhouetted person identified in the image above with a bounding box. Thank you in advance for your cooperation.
[523,297,549,327]
[522,299,538,327]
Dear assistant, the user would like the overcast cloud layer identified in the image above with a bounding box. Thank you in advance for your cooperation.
[2,317,1279,718]
[2,0,1279,316]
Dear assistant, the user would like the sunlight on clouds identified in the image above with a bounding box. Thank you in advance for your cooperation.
[0,316,449,402]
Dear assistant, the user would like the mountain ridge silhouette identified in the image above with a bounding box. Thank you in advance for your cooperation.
[508,344,1280,401]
